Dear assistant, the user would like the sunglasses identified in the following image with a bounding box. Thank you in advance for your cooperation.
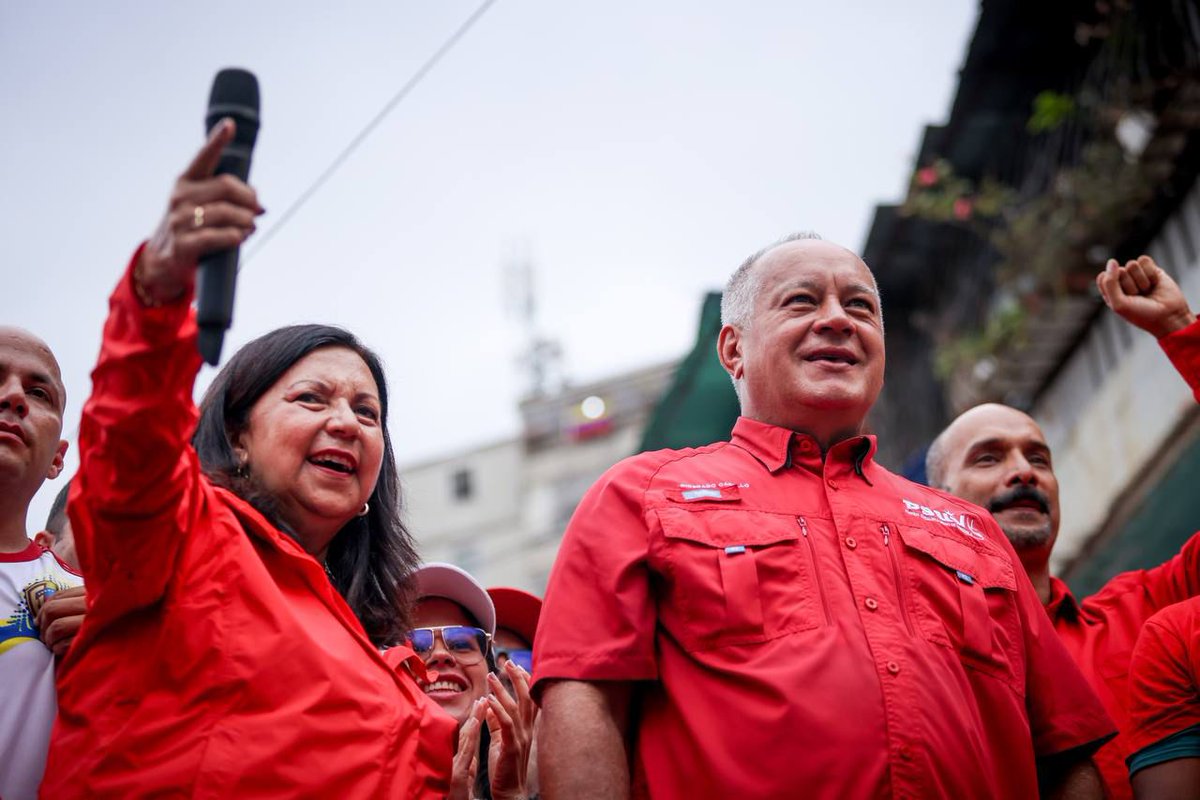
[495,647,533,672]
[408,626,491,665]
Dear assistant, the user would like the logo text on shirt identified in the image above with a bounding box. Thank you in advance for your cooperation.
[676,482,749,501]
[902,499,986,541]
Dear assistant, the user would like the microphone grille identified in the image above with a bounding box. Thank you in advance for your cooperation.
[209,68,259,110]
[206,68,259,142]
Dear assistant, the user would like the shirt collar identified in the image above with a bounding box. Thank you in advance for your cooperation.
[730,416,878,479]
[1045,575,1079,621]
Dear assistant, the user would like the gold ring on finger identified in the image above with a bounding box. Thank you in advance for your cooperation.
[193,205,206,229]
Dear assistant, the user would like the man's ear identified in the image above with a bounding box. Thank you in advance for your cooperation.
[33,531,54,550]
[46,440,68,480]
[717,324,744,381]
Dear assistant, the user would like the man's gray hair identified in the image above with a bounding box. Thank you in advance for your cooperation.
[720,231,824,330]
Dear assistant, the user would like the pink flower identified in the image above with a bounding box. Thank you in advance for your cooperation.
[917,167,938,187]
[953,197,973,221]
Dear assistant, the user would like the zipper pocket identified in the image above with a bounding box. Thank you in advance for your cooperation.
[882,524,916,636]
[799,517,833,626]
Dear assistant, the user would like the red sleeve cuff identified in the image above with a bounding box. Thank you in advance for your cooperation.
[531,649,658,703]
[115,242,198,345]
[1159,317,1200,403]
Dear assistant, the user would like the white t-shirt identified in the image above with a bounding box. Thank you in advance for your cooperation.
[0,542,82,800]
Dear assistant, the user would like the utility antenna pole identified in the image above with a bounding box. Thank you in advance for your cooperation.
[504,244,563,397]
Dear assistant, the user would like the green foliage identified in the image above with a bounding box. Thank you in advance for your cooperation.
[911,139,1152,385]
[933,302,1028,381]
[1027,91,1076,133]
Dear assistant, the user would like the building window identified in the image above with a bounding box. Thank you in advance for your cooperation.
[451,468,474,502]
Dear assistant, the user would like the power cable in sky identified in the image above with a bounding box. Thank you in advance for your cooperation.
[242,0,500,267]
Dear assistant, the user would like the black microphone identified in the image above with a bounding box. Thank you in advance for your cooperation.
[196,68,260,365]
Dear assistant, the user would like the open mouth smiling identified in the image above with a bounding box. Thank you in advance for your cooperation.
[307,449,357,475]
[804,348,859,366]
[423,674,469,696]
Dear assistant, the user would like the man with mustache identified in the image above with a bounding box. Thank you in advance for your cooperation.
[926,255,1200,799]
[534,234,1114,799]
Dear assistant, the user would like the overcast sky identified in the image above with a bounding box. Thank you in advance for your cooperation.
[2,1,976,530]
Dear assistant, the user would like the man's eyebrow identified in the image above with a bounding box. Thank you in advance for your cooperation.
[30,369,57,386]
[845,282,880,298]
[963,437,1006,457]
[778,279,821,293]
[28,369,64,400]
[964,436,1050,456]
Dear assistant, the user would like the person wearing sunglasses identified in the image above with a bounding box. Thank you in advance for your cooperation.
[411,563,537,800]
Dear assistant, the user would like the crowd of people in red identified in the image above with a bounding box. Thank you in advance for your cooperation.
[1,119,1198,799]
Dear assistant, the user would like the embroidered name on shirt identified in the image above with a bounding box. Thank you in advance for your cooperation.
[674,481,749,503]
[902,499,986,541]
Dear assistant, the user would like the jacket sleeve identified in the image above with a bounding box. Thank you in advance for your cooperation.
[1134,530,1200,611]
[1159,318,1200,404]
[69,244,205,618]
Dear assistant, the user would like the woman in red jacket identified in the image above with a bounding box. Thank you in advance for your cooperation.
[42,121,455,798]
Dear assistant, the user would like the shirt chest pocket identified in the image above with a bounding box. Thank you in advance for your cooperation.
[895,524,1025,691]
[652,507,823,651]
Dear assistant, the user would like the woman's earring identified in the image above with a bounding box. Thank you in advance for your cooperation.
[358,502,370,517]
[235,455,249,478]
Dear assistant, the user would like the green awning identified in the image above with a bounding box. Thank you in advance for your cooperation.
[639,292,741,452]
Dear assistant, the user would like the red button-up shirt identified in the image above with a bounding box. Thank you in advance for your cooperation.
[1045,318,1200,800]
[1127,596,1200,760]
[42,249,455,798]
[534,417,1114,799]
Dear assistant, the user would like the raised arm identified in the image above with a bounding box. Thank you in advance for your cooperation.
[73,120,261,616]
[1097,255,1199,401]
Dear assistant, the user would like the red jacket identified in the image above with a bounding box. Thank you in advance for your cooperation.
[1047,318,1200,800]
[41,250,455,798]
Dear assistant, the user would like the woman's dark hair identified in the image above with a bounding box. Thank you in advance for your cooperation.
[193,323,419,645]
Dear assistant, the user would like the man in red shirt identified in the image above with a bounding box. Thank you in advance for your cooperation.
[533,233,1114,799]
[927,255,1200,800]
[1126,596,1200,799]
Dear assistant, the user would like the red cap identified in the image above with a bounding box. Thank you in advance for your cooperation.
[487,587,543,646]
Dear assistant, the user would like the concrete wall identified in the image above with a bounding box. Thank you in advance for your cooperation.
[1036,183,1200,570]
[402,439,525,583]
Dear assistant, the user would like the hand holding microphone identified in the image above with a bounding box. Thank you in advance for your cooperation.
[136,69,263,364]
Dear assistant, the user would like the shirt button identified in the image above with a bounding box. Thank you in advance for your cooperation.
[886,660,900,675]
[864,597,878,611]
[826,479,838,490]
[845,536,857,550]
[798,440,815,453]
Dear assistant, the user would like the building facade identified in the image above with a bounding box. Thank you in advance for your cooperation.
[401,361,676,592]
